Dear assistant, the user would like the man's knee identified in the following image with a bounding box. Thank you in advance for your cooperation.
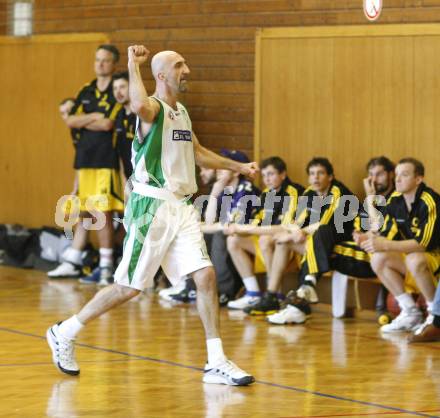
[114,284,140,300]
[193,266,217,293]
[370,252,389,274]
[405,253,429,277]
[258,235,274,252]
[226,235,240,252]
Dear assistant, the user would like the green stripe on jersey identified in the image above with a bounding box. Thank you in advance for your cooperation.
[133,100,165,187]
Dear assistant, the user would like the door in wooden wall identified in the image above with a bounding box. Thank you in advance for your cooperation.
[0,33,108,227]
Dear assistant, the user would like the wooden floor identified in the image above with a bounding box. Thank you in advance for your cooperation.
[1,266,439,418]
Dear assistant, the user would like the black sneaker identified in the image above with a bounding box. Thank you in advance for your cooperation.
[171,288,197,303]
[244,292,280,316]
[218,294,230,307]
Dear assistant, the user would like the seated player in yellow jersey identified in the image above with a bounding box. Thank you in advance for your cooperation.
[222,157,304,312]
[361,158,440,334]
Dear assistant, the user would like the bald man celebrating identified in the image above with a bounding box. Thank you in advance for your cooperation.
[46,46,258,386]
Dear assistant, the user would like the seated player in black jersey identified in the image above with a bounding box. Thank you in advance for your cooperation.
[331,156,395,319]
[223,156,304,313]
[265,158,357,324]
[362,158,440,333]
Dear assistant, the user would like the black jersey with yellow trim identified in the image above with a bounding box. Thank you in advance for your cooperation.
[295,179,356,230]
[71,79,122,169]
[115,107,136,179]
[380,182,440,250]
[70,128,80,147]
[252,178,304,226]
[353,189,394,232]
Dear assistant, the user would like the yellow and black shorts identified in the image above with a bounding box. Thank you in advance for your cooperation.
[63,168,124,214]
[403,251,440,294]
[78,168,124,212]
[332,241,440,293]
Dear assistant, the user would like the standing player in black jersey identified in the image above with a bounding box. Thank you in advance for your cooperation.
[48,45,123,286]
[363,158,440,333]
[113,72,137,182]
[79,71,135,285]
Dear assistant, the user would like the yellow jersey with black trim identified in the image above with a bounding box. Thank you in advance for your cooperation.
[295,179,356,229]
[252,178,304,226]
[380,182,440,250]
[71,79,122,169]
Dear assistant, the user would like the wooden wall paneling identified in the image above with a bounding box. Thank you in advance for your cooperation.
[255,25,440,197]
[29,2,440,171]
[0,34,108,227]
[413,35,440,187]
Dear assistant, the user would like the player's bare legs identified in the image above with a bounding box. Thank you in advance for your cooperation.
[193,266,221,339]
[226,236,261,310]
[192,266,255,385]
[371,252,423,332]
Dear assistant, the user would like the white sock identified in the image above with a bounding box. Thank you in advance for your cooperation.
[206,338,226,366]
[99,248,113,269]
[396,293,416,311]
[58,315,84,340]
[243,276,259,292]
[305,275,317,286]
[427,300,434,313]
[63,247,82,265]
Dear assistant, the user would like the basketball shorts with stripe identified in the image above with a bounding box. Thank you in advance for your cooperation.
[114,192,212,290]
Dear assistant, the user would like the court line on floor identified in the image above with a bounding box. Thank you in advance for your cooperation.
[0,326,438,418]
[279,409,440,418]
[0,359,140,368]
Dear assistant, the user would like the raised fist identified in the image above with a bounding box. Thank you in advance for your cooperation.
[128,45,150,65]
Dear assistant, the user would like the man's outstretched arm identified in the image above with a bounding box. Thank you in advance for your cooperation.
[193,132,259,179]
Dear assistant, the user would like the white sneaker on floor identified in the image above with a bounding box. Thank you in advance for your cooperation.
[267,304,308,325]
[203,360,255,386]
[413,313,434,336]
[159,282,186,301]
[380,308,423,333]
[46,322,80,376]
[296,284,319,303]
[227,293,261,310]
[48,262,81,279]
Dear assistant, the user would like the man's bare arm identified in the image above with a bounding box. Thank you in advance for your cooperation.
[127,45,160,123]
[66,113,103,129]
[192,132,259,178]
[361,236,425,254]
[84,118,114,131]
